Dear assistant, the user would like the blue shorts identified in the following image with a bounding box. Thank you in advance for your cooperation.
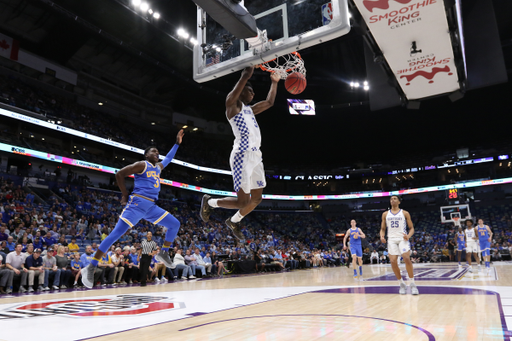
[350,245,362,258]
[119,195,169,227]
[457,244,465,251]
[479,241,490,257]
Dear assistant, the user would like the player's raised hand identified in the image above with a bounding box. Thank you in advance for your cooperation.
[176,129,185,145]
[241,66,254,79]
[270,72,280,83]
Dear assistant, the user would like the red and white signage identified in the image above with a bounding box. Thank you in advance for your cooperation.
[353,0,460,99]
[0,33,19,61]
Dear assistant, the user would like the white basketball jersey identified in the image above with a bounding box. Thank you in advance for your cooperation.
[386,209,407,239]
[228,104,262,152]
[465,228,476,240]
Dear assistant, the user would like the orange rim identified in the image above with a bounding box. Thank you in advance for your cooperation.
[259,51,303,73]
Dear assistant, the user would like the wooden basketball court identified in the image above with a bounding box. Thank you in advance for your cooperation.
[1,263,511,340]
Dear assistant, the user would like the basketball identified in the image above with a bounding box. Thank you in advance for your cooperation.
[285,72,307,95]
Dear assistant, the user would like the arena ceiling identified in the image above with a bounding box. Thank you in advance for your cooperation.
[0,0,511,166]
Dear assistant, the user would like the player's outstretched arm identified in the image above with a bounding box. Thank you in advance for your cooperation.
[116,161,146,205]
[380,212,387,243]
[252,72,280,115]
[403,210,414,241]
[158,129,184,170]
[343,229,350,249]
[226,67,254,119]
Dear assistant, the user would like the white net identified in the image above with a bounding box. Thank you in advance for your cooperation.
[259,52,306,80]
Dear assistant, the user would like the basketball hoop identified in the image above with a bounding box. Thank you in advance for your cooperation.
[453,217,460,227]
[258,52,306,80]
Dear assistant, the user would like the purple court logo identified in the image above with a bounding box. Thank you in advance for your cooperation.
[366,266,468,281]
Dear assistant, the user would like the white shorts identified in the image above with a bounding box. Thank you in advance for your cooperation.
[466,241,478,253]
[388,238,411,256]
[230,149,266,193]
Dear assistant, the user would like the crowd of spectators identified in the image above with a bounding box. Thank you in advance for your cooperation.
[1,171,512,294]
[0,175,352,294]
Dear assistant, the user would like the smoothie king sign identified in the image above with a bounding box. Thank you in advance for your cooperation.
[354,0,460,99]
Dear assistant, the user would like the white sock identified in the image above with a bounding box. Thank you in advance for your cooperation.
[231,210,244,223]
[208,199,219,208]
[409,277,414,284]
[398,279,405,285]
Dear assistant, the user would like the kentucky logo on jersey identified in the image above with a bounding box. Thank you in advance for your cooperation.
[0,295,183,320]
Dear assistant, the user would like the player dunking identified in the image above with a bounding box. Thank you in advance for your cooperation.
[476,218,493,274]
[200,67,280,239]
[464,219,480,272]
[456,225,466,267]
[81,130,185,288]
[380,195,419,295]
[343,219,366,280]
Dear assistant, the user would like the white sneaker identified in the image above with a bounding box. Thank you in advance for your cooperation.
[53,285,60,290]
[410,282,419,295]
[19,287,27,293]
[154,278,161,283]
[60,285,67,289]
[399,282,407,295]
[468,267,473,273]
[188,275,196,279]
[180,276,187,280]
[28,287,34,293]
[161,278,167,283]
[43,286,50,291]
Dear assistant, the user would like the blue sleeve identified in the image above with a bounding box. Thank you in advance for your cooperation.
[25,256,33,268]
[160,144,179,168]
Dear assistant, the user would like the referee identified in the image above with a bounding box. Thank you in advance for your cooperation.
[140,232,158,287]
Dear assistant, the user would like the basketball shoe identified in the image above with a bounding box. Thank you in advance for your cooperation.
[200,194,213,222]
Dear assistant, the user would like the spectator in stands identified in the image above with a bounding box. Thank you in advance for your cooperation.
[6,244,28,292]
[25,248,44,292]
[111,247,125,284]
[0,226,7,242]
[370,250,379,264]
[185,249,205,277]
[98,252,115,285]
[43,231,56,247]
[70,253,82,287]
[6,236,15,252]
[55,246,71,289]
[172,249,195,280]
[410,250,420,263]
[194,248,212,276]
[254,250,265,273]
[127,247,140,283]
[211,251,226,276]
[153,247,167,283]
[42,247,60,290]
[379,250,388,264]
[68,237,79,253]
[0,253,13,294]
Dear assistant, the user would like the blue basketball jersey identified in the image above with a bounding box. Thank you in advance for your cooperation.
[349,227,362,246]
[132,161,161,200]
[457,232,465,244]
[477,225,489,242]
